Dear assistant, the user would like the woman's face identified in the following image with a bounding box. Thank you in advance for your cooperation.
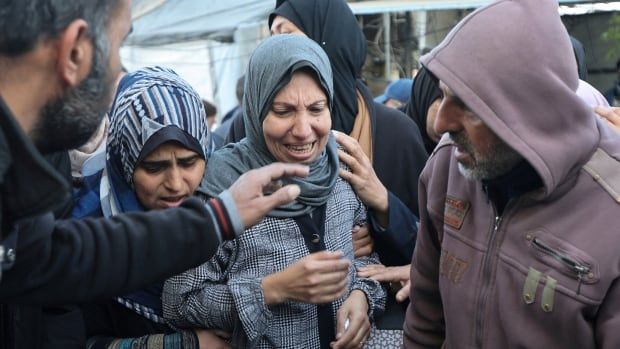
[263,71,331,164]
[133,142,206,210]
[270,15,306,36]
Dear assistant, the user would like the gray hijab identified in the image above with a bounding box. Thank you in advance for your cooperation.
[202,34,338,218]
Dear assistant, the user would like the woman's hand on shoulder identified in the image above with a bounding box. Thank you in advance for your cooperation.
[330,290,371,349]
[261,250,350,305]
[334,131,389,217]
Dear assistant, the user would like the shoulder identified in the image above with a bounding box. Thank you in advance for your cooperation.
[372,102,427,152]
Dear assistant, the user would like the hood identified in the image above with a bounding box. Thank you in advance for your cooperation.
[421,0,598,197]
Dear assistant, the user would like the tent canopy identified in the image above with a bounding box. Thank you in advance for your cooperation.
[127,0,273,46]
[126,0,606,47]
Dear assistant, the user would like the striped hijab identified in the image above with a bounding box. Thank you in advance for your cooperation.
[107,66,214,188]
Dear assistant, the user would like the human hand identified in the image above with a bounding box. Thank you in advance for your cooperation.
[261,250,350,305]
[595,106,620,134]
[195,329,232,349]
[228,163,309,228]
[335,131,389,222]
[357,264,411,302]
[352,224,374,258]
[330,290,371,349]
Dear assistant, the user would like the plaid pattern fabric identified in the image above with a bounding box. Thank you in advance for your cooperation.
[163,178,386,348]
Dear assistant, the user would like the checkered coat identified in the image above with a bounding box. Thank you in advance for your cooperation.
[163,178,386,348]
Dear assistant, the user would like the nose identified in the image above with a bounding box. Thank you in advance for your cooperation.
[291,113,313,139]
[433,99,463,136]
[163,166,184,193]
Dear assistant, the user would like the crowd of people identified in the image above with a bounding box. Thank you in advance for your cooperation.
[1,0,620,348]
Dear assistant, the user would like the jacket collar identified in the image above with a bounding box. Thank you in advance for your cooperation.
[0,96,69,223]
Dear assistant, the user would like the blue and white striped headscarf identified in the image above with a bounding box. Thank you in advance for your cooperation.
[107,66,214,188]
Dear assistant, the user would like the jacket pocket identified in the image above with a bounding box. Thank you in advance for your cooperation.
[524,230,599,295]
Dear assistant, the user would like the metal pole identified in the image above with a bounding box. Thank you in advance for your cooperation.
[383,12,391,79]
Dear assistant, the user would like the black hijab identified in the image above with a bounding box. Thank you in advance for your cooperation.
[270,0,366,134]
[405,66,442,154]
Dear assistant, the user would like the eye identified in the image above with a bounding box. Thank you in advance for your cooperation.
[271,106,294,117]
[140,163,166,174]
[178,157,200,168]
[309,106,326,115]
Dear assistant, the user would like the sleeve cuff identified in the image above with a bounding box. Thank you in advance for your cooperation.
[204,191,244,241]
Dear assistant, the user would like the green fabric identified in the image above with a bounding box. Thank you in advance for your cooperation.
[541,276,557,312]
[522,267,541,305]
[86,330,198,349]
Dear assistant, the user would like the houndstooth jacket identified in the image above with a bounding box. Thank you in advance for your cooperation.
[162,177,386,348]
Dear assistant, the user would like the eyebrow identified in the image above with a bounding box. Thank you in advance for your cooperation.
[272,99,327,107]
[140,154,201,166]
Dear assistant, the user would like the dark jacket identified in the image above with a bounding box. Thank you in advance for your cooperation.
[0,96,237,347]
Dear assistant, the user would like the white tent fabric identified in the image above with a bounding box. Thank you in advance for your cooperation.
[127,0,273,46]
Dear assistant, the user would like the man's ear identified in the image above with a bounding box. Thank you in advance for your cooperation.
[55,19,93,88]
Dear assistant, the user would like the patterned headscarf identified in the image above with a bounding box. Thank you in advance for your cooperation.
[107,66,213,188]
[202,35,339,218]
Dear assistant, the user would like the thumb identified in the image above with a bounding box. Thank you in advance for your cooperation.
[335,308,349,340]
[262,184,300,208]
[396,281,411,302]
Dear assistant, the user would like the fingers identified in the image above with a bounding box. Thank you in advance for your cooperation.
[307,276,349,304]
[338,149,365,177]
[334,131,368,165]
[331,311,370,349]
[358,265,410,283]
[260,162,310,183]
[356,264,386,278]
[396,280,411,302]
[257,184,301,209]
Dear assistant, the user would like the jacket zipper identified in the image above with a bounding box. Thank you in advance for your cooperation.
[474,208,502,349]
[532,237,591,294]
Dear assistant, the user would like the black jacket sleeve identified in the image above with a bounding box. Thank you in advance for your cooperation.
[368,191,419,266]
[0,197,225,305]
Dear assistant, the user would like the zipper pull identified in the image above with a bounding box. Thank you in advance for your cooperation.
[576,273,583,295]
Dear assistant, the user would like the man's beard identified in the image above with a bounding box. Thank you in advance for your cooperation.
[451,131,523,180]
[32,45,112,154]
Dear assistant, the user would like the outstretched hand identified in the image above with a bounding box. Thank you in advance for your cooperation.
[228,163,309,229]
[358,264,411,302]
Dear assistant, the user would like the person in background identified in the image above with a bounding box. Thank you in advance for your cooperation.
[0,2,308,349]
[404,66,443,154]
[404,0,620,347]
[214,75,245,144]
[605,58,620,107]
[203,99,218,130]
[164,34,386,349]
[374,78,414,110]
[74,66,227,349]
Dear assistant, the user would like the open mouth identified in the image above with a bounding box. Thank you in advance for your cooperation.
[159,195,186,207]
[283,141,317,160]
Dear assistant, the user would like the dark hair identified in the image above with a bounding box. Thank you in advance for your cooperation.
[616,58,620,70]
[0,0,119,57]
[202,100,217,117]
[235,75,245,103]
